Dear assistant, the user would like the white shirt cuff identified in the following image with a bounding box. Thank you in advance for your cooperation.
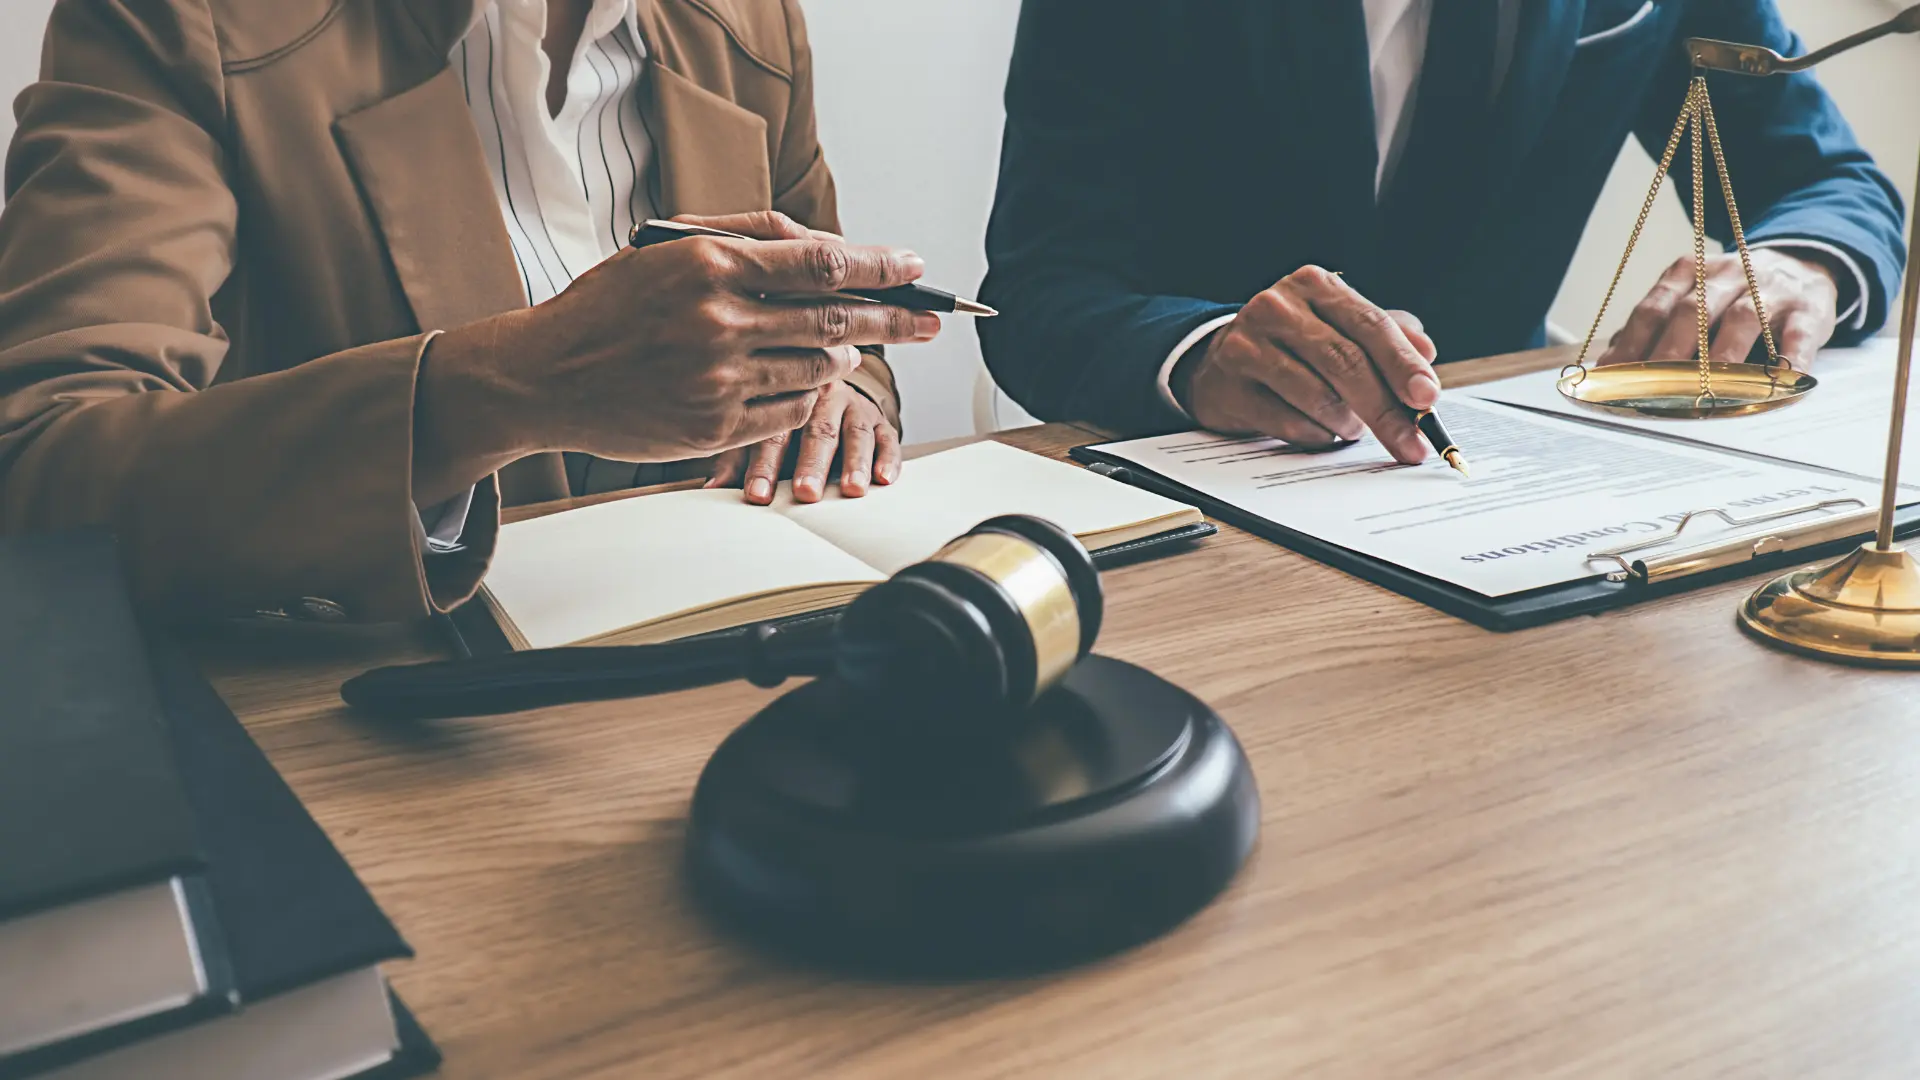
[1156,313,1240,421]
[1750,238,1868,331]
[418,486,476,554]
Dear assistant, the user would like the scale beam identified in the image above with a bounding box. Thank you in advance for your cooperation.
[1688,5,1920,76]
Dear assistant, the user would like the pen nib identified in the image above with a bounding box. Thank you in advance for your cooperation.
[1443,450,1470,479]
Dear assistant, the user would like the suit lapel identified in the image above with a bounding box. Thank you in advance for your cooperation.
[1489,0,1586,178]
[1247,1,1380,279]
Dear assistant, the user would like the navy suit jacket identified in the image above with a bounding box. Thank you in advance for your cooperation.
[977,0,1909,435]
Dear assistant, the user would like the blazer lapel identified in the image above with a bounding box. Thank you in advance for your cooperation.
[632,2,773,216]
[1248,1,1381,283]
[639,67,773,216]
[334,63,571,505]
[333,65,527,331]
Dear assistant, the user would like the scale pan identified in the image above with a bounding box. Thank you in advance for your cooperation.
[1555,360,1816,419]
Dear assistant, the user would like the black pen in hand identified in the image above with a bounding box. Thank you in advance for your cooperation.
[628,219,997,316]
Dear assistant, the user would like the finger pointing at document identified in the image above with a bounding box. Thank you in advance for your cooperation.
[1169,266,1441,464]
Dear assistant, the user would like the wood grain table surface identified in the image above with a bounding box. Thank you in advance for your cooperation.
[187,346,1920,1079]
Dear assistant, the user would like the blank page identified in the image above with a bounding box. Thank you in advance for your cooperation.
[776,441,1194,573]
[484,489,885,649]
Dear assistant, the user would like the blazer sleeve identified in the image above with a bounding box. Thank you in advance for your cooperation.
[768,0,901,434]
[1638,1,1908,344]
[976,1,1239,435]
[0,0,496,624]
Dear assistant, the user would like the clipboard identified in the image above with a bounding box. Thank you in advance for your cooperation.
[1068,444,1920,632]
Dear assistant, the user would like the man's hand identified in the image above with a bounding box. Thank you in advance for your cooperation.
[1598,249,1840,370]
[1171,266,1441,464]
[704,381,901,504]
[413,212,937,505]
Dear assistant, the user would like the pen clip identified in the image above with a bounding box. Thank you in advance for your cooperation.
[630,219,751,244]
[1585,498,1868,581]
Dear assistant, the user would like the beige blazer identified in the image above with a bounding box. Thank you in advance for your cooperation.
[0,0,898,623]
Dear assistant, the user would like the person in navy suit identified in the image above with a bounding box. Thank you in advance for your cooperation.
[977,1,1908,463]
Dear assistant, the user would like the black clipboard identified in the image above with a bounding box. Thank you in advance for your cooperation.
[1068,444,1920,632]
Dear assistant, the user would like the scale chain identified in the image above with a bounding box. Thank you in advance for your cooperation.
[1568,76,1782,402]
[1698,79,1785,376]
[1691,83,1712,399]
[1570,79,1701,381]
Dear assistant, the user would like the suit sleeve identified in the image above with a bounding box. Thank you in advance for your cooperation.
[976,0,1238,435]
[0,0,496,624]
[1636,1,1907,344]
[769,0,900,434]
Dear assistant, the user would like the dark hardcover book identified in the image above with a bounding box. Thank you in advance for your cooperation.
[0,530,202,919]
[10,637,438,1078]
[147,643,413,1001]
[93,642,439,1079]
[0,530,235,1072]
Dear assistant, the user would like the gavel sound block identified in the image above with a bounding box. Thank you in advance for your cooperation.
[344,516,1260,976]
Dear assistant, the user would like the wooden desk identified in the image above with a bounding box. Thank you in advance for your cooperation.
[194,346,1920,1078]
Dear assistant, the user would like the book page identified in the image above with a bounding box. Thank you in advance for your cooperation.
[771,440,1195,574]
[1089,398,1881,597]
[1466,338,1920,485]
[484,489,884,649]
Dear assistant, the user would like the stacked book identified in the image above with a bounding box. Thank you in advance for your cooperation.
[0,531,439,1080]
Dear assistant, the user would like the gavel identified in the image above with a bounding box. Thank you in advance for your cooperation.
[341,515,1103,722]
[345,513,1258,977]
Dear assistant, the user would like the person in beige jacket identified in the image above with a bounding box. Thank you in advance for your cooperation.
[0,0,934,624]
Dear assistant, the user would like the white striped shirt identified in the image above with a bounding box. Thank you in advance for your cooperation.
[424,0,663,544]
[453,0,657,307]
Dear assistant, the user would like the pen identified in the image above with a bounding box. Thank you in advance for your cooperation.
[628,219,997,316]
[1414,408,1470,478]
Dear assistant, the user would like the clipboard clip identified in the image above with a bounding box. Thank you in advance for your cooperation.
[1587,498,1870,584]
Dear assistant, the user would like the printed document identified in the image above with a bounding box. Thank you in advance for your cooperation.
[1465,338,1919,484]
[1089,398,1880,597]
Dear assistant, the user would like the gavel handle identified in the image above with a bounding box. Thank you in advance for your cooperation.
[339,621,836,719]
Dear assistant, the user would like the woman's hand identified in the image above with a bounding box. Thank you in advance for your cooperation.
[705,378,902,504]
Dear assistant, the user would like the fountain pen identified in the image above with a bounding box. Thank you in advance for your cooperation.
[628,219,997,315]
[1414,408,1471,478]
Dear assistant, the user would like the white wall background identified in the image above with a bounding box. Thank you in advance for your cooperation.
[0,0,51,152]
[800,0,1023,439]
[2,0,1913,441]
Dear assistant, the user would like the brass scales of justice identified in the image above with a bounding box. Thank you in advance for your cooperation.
[1557,5,1920,665]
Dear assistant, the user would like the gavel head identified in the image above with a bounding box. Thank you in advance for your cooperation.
[830,515,1103,720]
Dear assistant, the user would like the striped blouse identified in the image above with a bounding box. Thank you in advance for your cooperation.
[440,0,667,519]
[454,0,655,307]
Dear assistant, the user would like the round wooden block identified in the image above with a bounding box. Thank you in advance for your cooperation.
[684,655,1260,976]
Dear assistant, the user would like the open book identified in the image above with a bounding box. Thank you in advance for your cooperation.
[478,441,1204,650]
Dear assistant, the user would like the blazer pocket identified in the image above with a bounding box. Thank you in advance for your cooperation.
[1575,0,1656,48]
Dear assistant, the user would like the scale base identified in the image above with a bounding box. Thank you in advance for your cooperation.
[1739,543,1920,667]
[1557,360,1816,418]
[684,656,1260,977]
